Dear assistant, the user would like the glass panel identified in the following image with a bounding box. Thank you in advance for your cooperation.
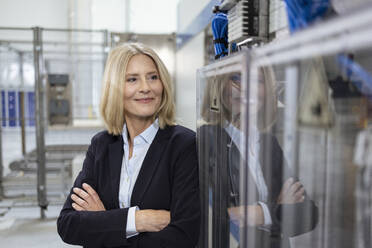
[198,33,372,248]
[245,46,372,248]
[197,52,249,248]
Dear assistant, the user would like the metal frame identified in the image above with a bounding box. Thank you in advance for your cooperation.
[0,26,110,218]
[0,96,3,200]
[33,26,47,218]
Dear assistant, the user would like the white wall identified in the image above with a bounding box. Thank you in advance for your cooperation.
[175,0,211,131]
[69,0,178,33]
[175,32,205,130]
[0,0,68,28]
[91,0,126,31]
[129,0,178,33]
[177,0,210,31]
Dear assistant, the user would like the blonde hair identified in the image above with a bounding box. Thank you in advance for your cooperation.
[257,66,277,132]
[100,43,175,135]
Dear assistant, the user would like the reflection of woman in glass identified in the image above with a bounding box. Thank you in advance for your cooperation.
[199,67,318,248]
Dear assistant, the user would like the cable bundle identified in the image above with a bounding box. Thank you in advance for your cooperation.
[283,0,330,32]
[212,12,229,59]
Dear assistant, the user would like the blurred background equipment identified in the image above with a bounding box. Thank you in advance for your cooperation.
[47,74,71,126]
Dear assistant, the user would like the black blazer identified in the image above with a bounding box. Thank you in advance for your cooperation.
[57,125,200,248]
[199,125,318,248]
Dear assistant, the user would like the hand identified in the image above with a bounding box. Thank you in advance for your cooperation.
[277,178,305,204]
[135,209,170,232]
[228,205,264,227]
[71,183,106,211]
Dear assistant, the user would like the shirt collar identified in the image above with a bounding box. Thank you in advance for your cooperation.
[122,118,159,146]
[224,121,260,144]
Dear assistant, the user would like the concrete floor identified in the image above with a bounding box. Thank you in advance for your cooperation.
[0,203,77,247]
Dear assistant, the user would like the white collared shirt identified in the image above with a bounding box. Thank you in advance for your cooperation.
[119,119,159,238]
[224,123,273,226]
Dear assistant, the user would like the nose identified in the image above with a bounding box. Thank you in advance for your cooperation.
[139,77,151,94]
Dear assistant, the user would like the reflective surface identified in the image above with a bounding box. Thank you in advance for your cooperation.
[197,52,249,248]
[198,45,372,248]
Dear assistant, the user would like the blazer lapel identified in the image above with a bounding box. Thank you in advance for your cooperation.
[108,136,124,208]
[130,128,169,206]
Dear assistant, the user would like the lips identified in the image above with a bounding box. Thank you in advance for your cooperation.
[135,97,154,103]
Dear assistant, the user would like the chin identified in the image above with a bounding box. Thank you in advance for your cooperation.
[134,110,157,119]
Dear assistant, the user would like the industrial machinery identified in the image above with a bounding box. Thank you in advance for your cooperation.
[47,74,72,125]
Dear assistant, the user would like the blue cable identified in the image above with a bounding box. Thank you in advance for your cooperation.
[337,55,372,98]
[211,12,228,59]
[283,0,330,32]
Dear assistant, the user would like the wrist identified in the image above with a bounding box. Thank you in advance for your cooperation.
[135,210,145,232]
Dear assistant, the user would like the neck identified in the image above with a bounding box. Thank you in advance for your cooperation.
[125,116,154,145]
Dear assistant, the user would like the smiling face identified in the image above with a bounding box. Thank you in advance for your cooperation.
[123,54,164,123]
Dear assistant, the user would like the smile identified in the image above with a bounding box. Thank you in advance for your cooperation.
[135,98,154,103]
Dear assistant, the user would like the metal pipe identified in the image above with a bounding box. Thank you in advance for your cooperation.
[19,52,26,156]
[0,91,3,200]
[33,26,48,219]
[2,50,106,56]
[0,49,3,200]
[43,27,106,33]
[102,29,109,67]
[20,92,26,156]
[43,51,105,56]
[254,26,372,67]
[0,27,32,31]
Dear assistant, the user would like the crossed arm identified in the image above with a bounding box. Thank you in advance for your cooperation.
[57,136,200,248]
[70,183,170,233]
[228,177,306,226]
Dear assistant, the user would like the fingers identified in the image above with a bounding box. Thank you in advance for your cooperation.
[73,187,90,202]
[71,194,88,209]
[294,187,305,202]
[278,178,306,204]
[71,184,105,211]
[72,202,85,211]
[82,183,100,203]
[288,181,302,196]
[282,178,294,195]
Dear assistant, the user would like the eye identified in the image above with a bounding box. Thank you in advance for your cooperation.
[126,77,137,83]
[149,74,159,81]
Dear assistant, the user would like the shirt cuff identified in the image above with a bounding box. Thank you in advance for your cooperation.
[126,206,139,238]
[258,202,272,226]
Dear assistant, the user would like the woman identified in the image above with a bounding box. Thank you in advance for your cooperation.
[198,67,318,248]
[57,43,200,248]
